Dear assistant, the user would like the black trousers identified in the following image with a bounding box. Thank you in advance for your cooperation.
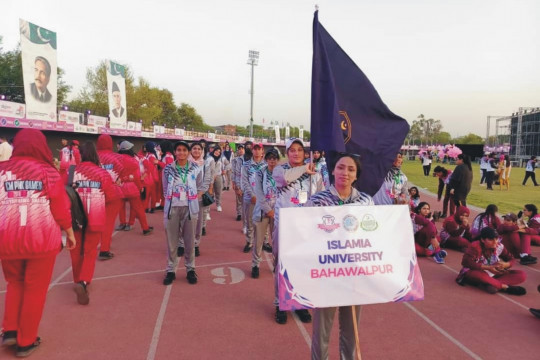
[486,171,495,189]
[523,171,538,186]
[423,165,431,176]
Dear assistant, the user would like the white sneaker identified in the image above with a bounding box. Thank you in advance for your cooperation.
[217,206,222,212]
[206,213,211,220]
[242,227,247,235]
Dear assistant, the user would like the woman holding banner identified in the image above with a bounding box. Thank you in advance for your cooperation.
[305,152,373,360]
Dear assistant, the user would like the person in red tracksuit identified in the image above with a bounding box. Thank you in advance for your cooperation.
[96,134,125,260]
[440,206,473,252]
[139,142,159,213]
[0,129,76,357]
[157,140,175,210]
[69,141,119,305]
[117,141,153,235]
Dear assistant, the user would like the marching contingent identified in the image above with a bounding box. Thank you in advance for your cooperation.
[0,130,539,358]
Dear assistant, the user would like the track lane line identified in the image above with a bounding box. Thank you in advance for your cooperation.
[146,284,172,360]
[264,252,312,349]
[404,302,482,360]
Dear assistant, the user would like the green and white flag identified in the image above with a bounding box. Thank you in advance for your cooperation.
[107,61,127,129]
[20,19,57,122]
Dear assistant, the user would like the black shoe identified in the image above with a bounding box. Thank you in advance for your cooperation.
[223,187,227,191]
[115,224,126,231]
[123,225,132,231]
[262,243,273,253]
[99,251,114,260]
[145,209,150,213]
[236,215,241,221]
[251,266,259,279]
[163,272,176,285]
[295,309,312,323]
[74,281,89,305]
[520,255,538,265]
[155,205,164,211]
[243,243,252,253]
[149,208,155,214]
[15,337,41,357]
[530,308,540,318]
[202,227,206,236]
[195,247,200,257]
[275,307,287,324]
[143,227,154,236]
[177,247,184,257]
[505,285,526,296]
[440,213,447,219]
[2,330,17,346]
[187,270,198,284]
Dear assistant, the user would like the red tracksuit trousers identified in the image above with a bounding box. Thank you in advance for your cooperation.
[70,230,101,284]
[1,254,56,347]
[119,197,150,230]
[101,199,122,252]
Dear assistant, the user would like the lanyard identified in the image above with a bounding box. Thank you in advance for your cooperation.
[268,170,275,187]
[175,162,189,184]
[394,170,401,186]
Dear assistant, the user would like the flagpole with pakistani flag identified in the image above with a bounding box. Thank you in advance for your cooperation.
[310,10,410,197]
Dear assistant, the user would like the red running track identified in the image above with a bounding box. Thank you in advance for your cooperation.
[1,186,539,359]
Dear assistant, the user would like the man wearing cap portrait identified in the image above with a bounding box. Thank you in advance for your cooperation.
[111,82,125,118]
[30,56,52,103]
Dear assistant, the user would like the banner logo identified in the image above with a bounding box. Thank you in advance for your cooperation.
[342,214,359,232]
[317,215,340,233]
[361,214,378,231]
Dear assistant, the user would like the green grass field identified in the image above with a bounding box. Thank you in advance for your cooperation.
[401,159,539,214]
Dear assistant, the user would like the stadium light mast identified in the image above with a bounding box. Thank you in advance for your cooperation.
[247,50,259,138]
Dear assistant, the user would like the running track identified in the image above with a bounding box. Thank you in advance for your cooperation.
[1,186,539,359]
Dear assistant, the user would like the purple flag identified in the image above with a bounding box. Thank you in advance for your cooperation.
[310,11,410,196]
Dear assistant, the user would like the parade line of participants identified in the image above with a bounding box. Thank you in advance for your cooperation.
[0,130,539,359]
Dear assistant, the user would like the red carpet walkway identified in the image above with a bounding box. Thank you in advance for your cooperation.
[1,186,539,359]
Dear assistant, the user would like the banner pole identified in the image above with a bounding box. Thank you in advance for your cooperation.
[351,306,362,360]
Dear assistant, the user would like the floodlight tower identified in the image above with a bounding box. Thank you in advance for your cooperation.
[247,50,259,138]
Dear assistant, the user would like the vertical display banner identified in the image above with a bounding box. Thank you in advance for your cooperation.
[299,127,304,140]
[274,125,280,143]
[278,205,423,310]
[20,20,57,122]
[285,126,290,139]
[106,61,127,129]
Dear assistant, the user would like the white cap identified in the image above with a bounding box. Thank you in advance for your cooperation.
[119,141,134,150]
[285,138,304,151]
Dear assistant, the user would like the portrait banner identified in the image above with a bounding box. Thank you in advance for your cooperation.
[106,61,127,129]
[20,20,57,122]
[274,125,280,143]
[278,204,423,310]
[285,126,290,139]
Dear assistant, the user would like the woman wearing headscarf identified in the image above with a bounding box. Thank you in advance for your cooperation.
[210,146,224,212]
[448,154,473,207]
[117,141,153,235]
[0,129,76,357]
[162,141,204,285]
[141,141,160,213]
[251,148,279,278]
[440,206,472,252]
[183,142,213,257]
[222,143,234,191]
[69,141,118,305]
[96,134,125,260]
[305,153,373,360]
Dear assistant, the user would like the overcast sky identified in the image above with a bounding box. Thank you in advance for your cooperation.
[2,0,539,137]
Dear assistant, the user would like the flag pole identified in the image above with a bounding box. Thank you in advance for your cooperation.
[351,306,362,360]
